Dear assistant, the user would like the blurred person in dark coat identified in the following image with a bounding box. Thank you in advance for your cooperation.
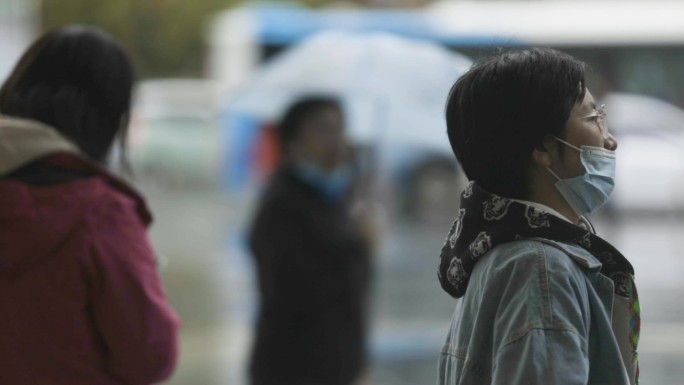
[248,96,373,385]
[0,26,179,385]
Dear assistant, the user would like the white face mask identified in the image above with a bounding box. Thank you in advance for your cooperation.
[546,137,616,217]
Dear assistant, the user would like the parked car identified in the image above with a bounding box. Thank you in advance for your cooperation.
[129,79,222,188]
[604,92,684,213]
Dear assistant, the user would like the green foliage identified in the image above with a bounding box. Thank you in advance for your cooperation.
[41,0,239,78]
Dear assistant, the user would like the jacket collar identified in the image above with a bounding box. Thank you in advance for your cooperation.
[532,238,603,271]
[438,181,632,298]
[0,115,152,225]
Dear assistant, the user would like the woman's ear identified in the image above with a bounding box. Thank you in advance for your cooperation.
[531,137,556,168]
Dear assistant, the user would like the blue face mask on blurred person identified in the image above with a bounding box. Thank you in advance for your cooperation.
[546,137,616,217]
[295,163,355,203]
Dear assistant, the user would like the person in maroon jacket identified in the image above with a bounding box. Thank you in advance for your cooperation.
[0,26,179,384]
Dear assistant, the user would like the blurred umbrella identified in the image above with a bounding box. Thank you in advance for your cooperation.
[223,31,472,188]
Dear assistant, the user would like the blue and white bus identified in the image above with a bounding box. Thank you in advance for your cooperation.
[209,1,684,104]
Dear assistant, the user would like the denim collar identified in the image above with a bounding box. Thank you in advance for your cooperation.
[531,238,603,271]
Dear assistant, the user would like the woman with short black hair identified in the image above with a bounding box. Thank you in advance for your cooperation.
[438,48,638,385]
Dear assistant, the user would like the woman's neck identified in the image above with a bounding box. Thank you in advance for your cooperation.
[527,171,581,224]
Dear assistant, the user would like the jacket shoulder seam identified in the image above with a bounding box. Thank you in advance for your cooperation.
[496,326,589,357]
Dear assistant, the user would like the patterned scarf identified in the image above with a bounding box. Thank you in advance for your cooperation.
[438,181,640,371]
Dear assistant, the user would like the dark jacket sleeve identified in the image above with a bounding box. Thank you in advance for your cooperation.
[249,202,313,302]
[84,205,179,384]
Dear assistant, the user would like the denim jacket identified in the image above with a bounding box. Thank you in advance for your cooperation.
[438,238,635,385]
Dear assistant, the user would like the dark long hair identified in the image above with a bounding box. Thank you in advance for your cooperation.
[0,25,134,167]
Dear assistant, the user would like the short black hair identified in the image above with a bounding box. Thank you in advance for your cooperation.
[278,95,342,152]
[0,25,134,165]
[445,47,587,199]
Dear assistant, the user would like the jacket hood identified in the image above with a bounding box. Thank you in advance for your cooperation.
[0,116,151,278]
[0,116,81,174]
[438,181,633,298]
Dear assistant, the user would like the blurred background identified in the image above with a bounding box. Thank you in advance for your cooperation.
[3,0,684,384]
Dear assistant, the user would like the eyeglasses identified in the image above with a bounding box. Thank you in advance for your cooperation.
[582,104,608,138]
